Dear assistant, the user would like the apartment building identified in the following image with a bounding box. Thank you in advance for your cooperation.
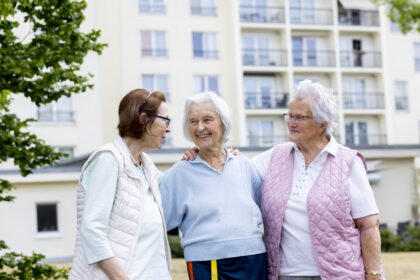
[1,0,420,262]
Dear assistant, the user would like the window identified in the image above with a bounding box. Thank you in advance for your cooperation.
[414,43,420,72]
[247,119,275,147]
[36,203,58,234]
[192,32,218,58]
[394,81,408,111]
[244,76,274,109]
[191,0,216,15]
[390,21,400,32]
[141,31,167,57]
[38,96,73,123]
[142,74,170,101]
[138,0,165,14]
[56,146,74,158]
[194,75,219,93]
[345,120,369,145]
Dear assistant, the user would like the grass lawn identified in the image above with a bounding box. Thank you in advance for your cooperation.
[172,252,420,280]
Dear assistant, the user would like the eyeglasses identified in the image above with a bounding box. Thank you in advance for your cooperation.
[153,114,171,127]
[284,113,313,123]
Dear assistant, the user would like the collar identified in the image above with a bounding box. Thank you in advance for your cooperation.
[292,135,338,157]
[190,147,234,165]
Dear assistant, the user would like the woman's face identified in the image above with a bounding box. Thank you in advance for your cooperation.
[287,97,325,145]
[188,102,225,150]
[143,102,170,149]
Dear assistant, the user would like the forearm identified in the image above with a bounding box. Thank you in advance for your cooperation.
[98,257,130,280]
[356,214,382,280]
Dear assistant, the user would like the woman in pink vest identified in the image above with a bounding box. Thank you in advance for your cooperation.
[252,80,385,280]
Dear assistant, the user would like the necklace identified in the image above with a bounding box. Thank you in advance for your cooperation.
[129,152,142,168]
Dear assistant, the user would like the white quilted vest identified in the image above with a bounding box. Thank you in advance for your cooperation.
[69,135,171,279]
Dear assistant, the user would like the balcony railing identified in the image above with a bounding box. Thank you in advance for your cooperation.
[248,134,289,147]
[193,50,219,59]
[293,50,335,67]
[343,92,384,109]
[345,134,387,146]
[240,5,285,23]
[242,49,287,66]
[245,92,289,109]
[191,6,216,16]
[138,4,165,14]
[141,48,168,57]
[38,111,75,122]
[338,9,379,26]
[395,96,408,111]
[290,8,333,25]
[340,51,382,67]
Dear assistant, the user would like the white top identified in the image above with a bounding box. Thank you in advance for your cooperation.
[80,152,170,280]
[252,137,379,276]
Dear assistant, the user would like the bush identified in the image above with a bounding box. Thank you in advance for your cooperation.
[0,241,68,279]
[380,225,420,252]
[168,235,184,258]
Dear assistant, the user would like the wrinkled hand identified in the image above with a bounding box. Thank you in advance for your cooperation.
[181,147,199,160]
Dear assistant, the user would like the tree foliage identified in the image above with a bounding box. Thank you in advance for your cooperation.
[375,0,420,34]
[0,0,106,278]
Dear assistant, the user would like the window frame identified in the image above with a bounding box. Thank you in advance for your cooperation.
[140,30,167,58]
[35,202,61,239]
[37,96,74,124]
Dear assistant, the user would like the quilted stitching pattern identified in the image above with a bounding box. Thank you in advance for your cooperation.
[262,144,385,280]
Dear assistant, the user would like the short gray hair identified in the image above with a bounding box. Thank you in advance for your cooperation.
[291,79,338,136]
[183,91,232,143]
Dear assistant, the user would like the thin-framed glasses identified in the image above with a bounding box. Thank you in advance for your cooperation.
[153,114,171,127]
[284,113,313,123]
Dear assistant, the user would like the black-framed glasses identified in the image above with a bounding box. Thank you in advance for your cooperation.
[153,114,171,127]
[284,113,313,123]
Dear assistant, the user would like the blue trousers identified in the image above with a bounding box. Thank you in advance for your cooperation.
[186,252,268,280]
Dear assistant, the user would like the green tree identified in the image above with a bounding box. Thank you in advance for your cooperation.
[0,0,105,278]
[375,0,420,34]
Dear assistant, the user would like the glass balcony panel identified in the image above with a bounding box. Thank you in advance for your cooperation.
[244,92,289,109]
[338,9,379,26]
[247,134,289,147]
[289,8,333,25]
[292,50,335,67]
[340,51,382,67]
[242,49,287,66]
[342,92,384,109]
[240,5,285,23]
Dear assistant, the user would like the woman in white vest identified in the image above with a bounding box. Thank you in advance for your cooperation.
[69,89,172,280]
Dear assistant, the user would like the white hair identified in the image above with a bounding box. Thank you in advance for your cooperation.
[183,91,232,143]
[291,79,338,136]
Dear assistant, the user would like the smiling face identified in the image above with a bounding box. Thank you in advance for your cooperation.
[287,97,325,146]
[188,102,225,150]
[143,102,171,150]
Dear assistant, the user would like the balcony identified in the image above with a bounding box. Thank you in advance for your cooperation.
[293,50,335,67]
[240,5,285,23]
[141,48,168,57]
[242,49,287,66]
[395,96,408,111]
[340,51,382,67]
[345,134,387,146]
[191,6,216,16]
[38,111,75,123]
[193,50,219,59]
[245,92,289,109]
[290,8,333,25]
[248,134,289,147]
[343,92,384,109]
[338,9,379,26]
[138,3,165,14]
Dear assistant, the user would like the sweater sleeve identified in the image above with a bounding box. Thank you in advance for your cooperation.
[159,166,184,231]
[248,158,263,209]
[80,152,118,264]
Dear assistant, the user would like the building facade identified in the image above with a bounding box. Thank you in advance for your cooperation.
[1,0,420,262]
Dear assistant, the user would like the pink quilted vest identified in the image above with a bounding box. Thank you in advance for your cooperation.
[262,143,385,280]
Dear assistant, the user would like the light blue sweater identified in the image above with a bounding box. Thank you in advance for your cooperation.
[159,150,266,261]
